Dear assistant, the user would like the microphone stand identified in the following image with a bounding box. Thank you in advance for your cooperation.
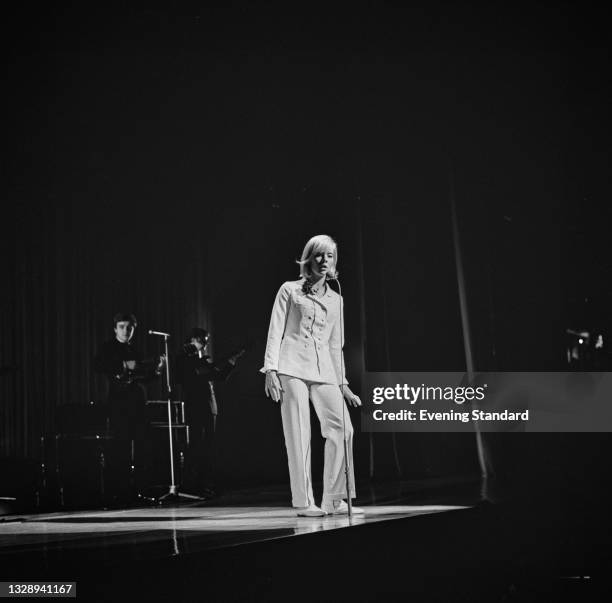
[148,332,202,504]
[334,278,353,520]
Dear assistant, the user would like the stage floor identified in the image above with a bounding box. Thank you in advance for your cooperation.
[0,478,596,602]
[0,477,478,569]
[0,503,468,558]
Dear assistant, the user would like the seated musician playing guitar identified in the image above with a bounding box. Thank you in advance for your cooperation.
[94,312,164,493]
[174,328,245,497]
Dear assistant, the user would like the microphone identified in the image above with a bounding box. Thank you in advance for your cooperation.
[149,330,171,337]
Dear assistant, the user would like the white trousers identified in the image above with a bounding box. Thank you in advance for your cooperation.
[279,374,356,508]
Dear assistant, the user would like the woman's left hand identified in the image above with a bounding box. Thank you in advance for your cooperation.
[341,385,362,407]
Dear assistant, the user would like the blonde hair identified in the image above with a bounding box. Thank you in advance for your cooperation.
[297,234,338,279]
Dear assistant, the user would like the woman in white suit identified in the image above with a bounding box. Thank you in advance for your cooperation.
[262,234,363,516]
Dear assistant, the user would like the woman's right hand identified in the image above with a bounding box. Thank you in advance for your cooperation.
[265,370,283,402]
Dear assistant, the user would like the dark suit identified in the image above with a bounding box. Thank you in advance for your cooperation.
[94,338,161,493]
[94,339,150,438]
[174,351,235,489]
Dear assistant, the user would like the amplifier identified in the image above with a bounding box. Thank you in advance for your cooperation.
[145,400,185,424]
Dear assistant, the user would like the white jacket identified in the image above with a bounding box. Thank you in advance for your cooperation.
[261,279,348,385]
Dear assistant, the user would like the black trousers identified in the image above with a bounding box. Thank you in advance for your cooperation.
[108,397,153,492]
[184,403,217,489]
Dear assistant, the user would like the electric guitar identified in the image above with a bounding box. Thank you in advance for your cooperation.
[115,356,166,385]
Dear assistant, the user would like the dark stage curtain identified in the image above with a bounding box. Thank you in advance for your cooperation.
[2,192,561,488]
[1,201,211,458]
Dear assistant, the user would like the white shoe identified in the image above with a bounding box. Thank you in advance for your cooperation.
[296,504,325,517]
[321,499,365,515]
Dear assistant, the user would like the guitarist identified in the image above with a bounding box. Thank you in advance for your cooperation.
[94,312,164,456]
[174,327,244,497]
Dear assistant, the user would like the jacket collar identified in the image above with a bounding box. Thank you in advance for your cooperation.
[297,279,336,311]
